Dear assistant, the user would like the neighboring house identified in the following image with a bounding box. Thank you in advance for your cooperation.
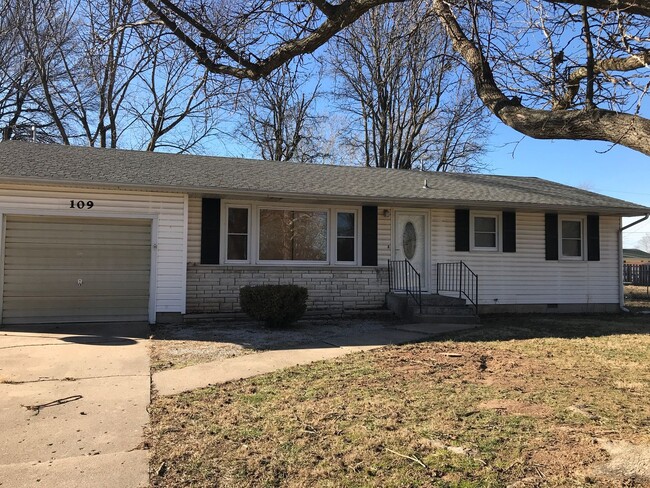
[623,248,650,265]
[0,140,648,325]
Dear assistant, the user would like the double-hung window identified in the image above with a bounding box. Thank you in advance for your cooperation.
[560,218,583,259]
[226,206,249,262]
[471,212,499,251]
[336,211,356,263]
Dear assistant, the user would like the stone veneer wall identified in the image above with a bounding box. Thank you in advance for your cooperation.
[186,264,389,313]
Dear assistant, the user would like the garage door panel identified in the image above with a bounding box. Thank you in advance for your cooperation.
[6,218,151,233]
[3,310,149,324]
[3,273,150,296]
[3,240,152,251]
[2,216,152,324]
[4,247,151,269]
[3,296,149,312]
[5,228,152,243]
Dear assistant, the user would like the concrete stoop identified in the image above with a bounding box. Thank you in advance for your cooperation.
[386,292,480,326]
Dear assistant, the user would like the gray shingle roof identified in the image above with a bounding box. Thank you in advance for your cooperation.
[0,141,647,215]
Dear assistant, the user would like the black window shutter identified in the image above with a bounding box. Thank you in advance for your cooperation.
[200,198,221,264]
[502,211,516,253]
[545,213,558,261]
[455,209,470,252]
[587,214,600,261]
[361,206,378,266]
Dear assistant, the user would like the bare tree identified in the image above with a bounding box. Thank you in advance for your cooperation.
[2,0,78,143]
[1,0,223,151]
[128,26,225,153]
[432,83,490,172]
[0,0,41,140]
[60,0,150,148]
[2,0,143,146]
[238,61,324,162]
[638,234,650,253]
[330,2,489,170]
[141,0,650,156]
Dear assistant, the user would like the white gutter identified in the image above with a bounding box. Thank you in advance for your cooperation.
[619,213,650,311]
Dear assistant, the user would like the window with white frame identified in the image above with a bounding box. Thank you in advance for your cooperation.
[471,213,499,250]
[226,206,249,261]
[560,218,583,258]
[258,209,328,262]
[336,211,356,262]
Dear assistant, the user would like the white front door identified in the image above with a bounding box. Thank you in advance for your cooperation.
[394,211,428,290]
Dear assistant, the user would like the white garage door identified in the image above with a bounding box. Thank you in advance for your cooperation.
[2,215,152,324]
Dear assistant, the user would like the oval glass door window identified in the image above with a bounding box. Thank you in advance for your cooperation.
[403,221,417,259]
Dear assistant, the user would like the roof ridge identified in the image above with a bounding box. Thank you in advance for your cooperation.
[0,141,648,214]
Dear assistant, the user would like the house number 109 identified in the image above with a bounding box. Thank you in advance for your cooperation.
[70,200,94,209]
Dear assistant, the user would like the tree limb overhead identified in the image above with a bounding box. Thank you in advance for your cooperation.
[432,0,650,155]
[543,0,650,17]
[140,0,650,156]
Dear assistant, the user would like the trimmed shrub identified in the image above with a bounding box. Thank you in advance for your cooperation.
[239,284,308,328]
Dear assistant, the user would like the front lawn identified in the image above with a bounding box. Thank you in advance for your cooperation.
[148,315,650,487]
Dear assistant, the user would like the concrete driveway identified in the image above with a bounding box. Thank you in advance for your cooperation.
[0,323,150,488]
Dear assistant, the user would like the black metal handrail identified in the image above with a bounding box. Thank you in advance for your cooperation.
[436,261,479,315]
[388,259,422,313]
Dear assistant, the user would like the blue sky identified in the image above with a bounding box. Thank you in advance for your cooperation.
[482,124,650,248]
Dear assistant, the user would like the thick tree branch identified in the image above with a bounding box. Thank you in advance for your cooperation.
[140,0,226,74]
[157,0,257,71]
[555,50,650,109]
[142,0,401,79]
[142,0,648,79]
[310,0,336,17]
[140,0,650,155]
[432,0,650,155]
[581,6,595,108]
[543,0,650,17]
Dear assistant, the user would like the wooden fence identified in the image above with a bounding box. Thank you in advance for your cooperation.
[623,264,650,285]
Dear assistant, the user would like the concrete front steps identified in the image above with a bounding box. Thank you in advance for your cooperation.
[386,292,480,325]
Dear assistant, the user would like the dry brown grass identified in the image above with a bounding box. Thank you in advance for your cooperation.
[625,285,650,312]
[148,315,650,488]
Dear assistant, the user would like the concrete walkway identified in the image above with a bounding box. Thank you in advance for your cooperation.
[0,323,150,488]
[154,322,476,396]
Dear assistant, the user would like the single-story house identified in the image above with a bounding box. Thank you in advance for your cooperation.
[0,140,647,325]
[623,248,650,265]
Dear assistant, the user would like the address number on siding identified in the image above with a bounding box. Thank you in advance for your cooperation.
[69,200,94,209]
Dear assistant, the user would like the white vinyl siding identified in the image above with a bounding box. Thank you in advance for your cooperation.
[430,209,620,305]
[187,200,621,306]
[0,184,187,316]
[377,208,392,265]
[187,196,202,263]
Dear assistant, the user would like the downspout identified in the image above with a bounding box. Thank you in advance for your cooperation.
[619,214,649,311]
